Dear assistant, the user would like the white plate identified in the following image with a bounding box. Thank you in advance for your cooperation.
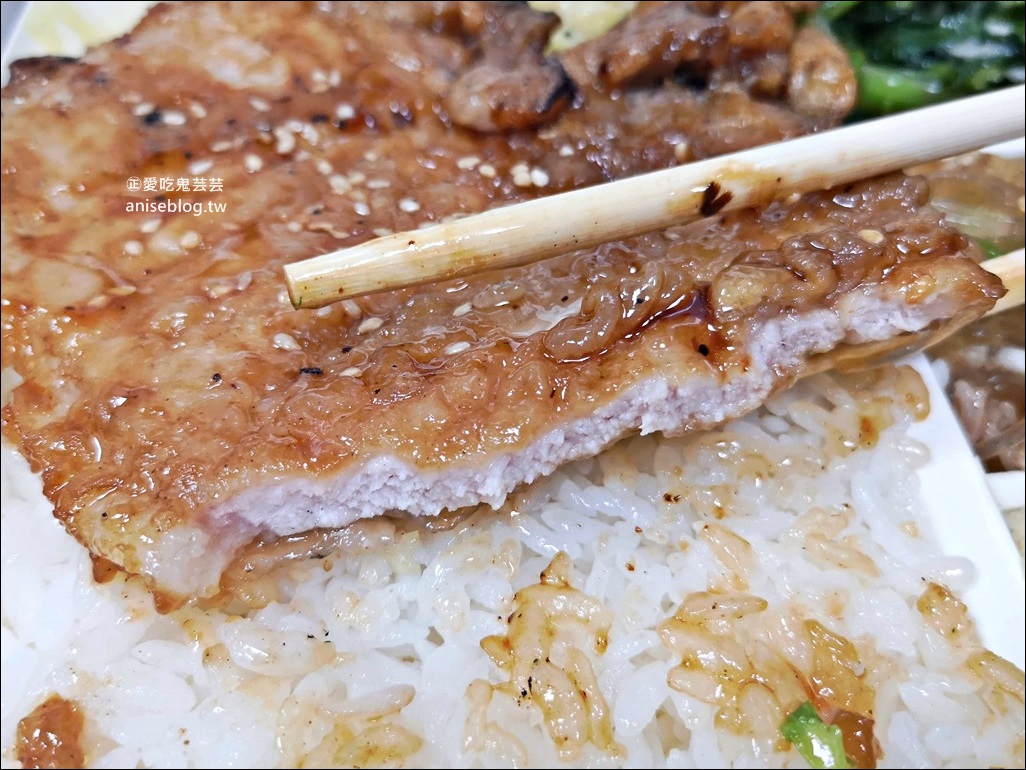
[3,0,1024,672]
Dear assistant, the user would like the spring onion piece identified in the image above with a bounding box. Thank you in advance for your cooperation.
[976,238,1007,260]
[780,702,853,769]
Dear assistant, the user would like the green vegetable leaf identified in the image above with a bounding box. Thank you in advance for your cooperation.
[818,1,862,22]
[780,702,853,769]
[816,1,1026,117]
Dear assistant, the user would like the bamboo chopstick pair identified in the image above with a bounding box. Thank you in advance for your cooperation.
[284,85,1026,312]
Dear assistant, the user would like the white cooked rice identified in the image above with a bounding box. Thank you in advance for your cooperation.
[2,365,1023,768]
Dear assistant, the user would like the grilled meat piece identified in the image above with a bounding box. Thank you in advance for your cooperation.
[0,2,1002,600]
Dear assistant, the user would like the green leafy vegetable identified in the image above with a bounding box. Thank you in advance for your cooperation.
[817,1,1025,116]
[780,701,853,769]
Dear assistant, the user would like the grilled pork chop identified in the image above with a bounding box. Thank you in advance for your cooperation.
[0,2,1004,600]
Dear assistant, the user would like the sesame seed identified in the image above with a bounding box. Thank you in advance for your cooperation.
[274,128,296,155]
[372,227,393,237]
[444,341,471,355]
[339,366,361,378]
[299,123,319,146]
[250,97,271,112]
[329,174,351,194]
[140,218,161,234]
[204,281,233,300]
[366,178,390,189]
[210,139,236,153]
[244,154,264,173]
[273,332,302,351]
[286,221,303,233]
[189,102,207,119]
[123,240,143,256]
[315,159,334,175]
[784,192,802,206]
[308,222,348,239]
[162,110,186,126]
[335,103,356,121]
[348,171,367,185]
[132,102,154,116]
[364,151,379,163]
[510,162,528,175]
[457,155,481,170]
[328,70,341,87]
[513,171,532,187]
[341,300,361,316]
[354,201,371,217]
[357,317,383,333]
[179,231,201,250]
[109,285,137,297]
[558,144,574,157]
[398,198,421,213]
[453,302,472,317]
[673,141,690,163]
[188,159,213,175]
[478,163,497,179]
[530,167,549,187]
[859,229,885,244]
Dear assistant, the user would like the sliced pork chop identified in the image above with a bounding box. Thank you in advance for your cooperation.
[0,2,1004,600]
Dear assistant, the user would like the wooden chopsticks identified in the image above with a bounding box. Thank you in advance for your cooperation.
[284,85,1025,310]
[984,249,1025,317]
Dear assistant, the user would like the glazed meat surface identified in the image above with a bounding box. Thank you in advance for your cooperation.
[0,2,1003,599]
